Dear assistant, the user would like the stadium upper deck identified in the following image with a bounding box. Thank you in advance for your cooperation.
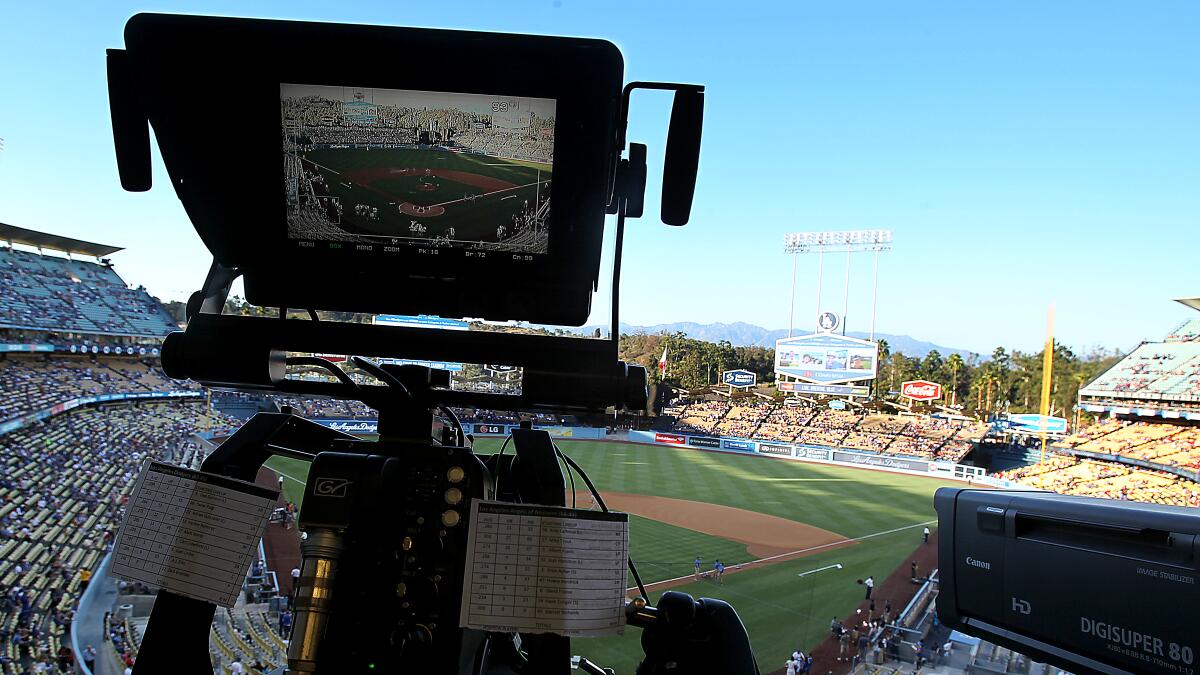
[1078,316,1200,417]
[0,236,177,338]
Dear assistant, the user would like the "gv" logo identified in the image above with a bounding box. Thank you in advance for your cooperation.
[313,477,352,498]
[1011,598,1031,615]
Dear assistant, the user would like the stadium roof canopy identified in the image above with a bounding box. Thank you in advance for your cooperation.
[1175,297,1200,313]
[0,222,123,258]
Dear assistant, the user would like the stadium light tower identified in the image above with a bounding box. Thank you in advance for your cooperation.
[783,230,892,339]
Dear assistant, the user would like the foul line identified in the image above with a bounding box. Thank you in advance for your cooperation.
[628,518,937,593]
[429,178,552,208]
[286,152,342,177]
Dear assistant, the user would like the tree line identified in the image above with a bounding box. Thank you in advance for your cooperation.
[620,331,1122,419]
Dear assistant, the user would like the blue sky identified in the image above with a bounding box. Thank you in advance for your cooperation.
[1,1,1197,355]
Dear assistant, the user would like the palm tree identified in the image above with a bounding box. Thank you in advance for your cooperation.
[947,353,964,407]
[874,339,891,399]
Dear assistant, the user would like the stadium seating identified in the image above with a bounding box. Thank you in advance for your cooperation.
[0,355,197,424]
[267,397,566,429]
[995,454,1200,508]
[669,399,987,462]
[0,248,178,337]
[1079,342,1200,399]
[714,399,773,438]
[1166,318,1200,343]
[0,402,237,674]
[755,405,819,442]
[271,395,377,419]
[1055,420,1200,472]
[672,400,730,435]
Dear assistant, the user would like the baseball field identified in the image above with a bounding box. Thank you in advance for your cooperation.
[266,439,957,673]
[298,148,551,247]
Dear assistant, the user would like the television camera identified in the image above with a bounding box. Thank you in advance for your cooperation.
[108,13,758,675]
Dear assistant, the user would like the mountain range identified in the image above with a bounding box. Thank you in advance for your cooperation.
[586,321,977,359]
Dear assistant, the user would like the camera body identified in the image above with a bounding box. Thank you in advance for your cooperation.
[936,488,1200,675]
[291,445,490,673]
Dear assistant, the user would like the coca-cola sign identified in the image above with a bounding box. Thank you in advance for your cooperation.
[901,380,942,401]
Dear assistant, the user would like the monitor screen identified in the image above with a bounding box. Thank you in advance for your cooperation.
[282,84,555,255]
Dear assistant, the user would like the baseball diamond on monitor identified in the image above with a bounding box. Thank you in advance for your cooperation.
[283,85,555,255]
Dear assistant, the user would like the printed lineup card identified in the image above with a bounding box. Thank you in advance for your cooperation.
[460,500,629,637]
[111,461,279,607]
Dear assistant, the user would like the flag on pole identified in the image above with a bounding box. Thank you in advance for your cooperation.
[658,347,668,377]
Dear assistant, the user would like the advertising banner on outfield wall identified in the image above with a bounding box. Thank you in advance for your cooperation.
[721,438,756,452]
[474,424,507,435]
[756,443,794,457]
[688,436,721,449]
[832,451,929,473]
[655,433,687,445]
[312,419,380,434]
[795,446,831,461]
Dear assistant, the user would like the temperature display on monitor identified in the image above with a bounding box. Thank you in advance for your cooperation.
[282,84,555,255]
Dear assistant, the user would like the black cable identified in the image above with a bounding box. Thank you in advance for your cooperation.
[438,406,466,446]
[283,356,360,391]
[553,443,577,508]
[493,434,513,500]
[349,356,413,401]
[559,451,649,600]
[609,208,626,360]
[306,309,319,322]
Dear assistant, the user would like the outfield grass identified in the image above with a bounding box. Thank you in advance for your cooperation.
[265,440,956,672]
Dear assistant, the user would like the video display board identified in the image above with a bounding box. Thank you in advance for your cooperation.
[774,333,877,385]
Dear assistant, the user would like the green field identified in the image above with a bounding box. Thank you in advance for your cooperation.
[301,148,550,246]
[266,440,954,673]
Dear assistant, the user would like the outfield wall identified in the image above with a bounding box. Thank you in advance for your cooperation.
[306,419,607,440]
[627,430,988,482]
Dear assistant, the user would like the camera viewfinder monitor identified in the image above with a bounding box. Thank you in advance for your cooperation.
[282,85,555,258]
[116,14,624,325]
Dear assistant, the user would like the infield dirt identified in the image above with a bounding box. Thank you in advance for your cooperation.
[575,491,856,592]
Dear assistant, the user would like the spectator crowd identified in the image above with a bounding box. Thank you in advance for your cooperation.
[0,401,228,673]
[0,355,199,424]
[0,248,177,337]
[669,398,986,462]
[994,418,1200,507]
